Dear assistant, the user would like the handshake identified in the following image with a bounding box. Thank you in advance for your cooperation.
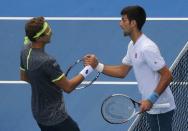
[83,54,104,73]
[79,54,104,79]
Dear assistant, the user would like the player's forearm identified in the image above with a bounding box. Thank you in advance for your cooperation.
[68,75,84,92]
[146,70,172,104]
[102,65,131,78]
[65,66,92,93]
[56,66,93,93]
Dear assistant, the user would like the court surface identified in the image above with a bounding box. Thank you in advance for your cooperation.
[0,1,188,131]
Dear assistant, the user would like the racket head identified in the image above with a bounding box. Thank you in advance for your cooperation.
[65,59,100,89]
[101,94,137,124]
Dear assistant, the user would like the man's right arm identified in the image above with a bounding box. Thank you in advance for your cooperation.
[54,64,131,93]
[84,54,132,78]
[45,59,94,93]
[102,64,132,78]
[54,74,84,93]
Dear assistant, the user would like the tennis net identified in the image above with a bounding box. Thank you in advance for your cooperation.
[128,41,188,131]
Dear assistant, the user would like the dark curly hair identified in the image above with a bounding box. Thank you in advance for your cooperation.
[121,5,146,31]
[25,17,45,42]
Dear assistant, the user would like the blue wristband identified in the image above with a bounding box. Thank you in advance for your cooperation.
[147,92,159,104]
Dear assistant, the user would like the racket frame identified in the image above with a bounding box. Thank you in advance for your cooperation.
[101,94,140,124]
[101,93,170,124]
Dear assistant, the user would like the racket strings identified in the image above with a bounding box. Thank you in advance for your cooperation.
[101,95,136,124]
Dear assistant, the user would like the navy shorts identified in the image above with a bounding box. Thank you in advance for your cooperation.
[38,116,80,131]
[146,110,174,131]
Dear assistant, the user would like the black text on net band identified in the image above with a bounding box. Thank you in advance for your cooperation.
[65,59,100,89]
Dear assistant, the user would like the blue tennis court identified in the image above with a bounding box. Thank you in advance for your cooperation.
[0,1,188,131]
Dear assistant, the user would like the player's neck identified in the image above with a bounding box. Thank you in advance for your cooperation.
[31,42,45,49]
[130,31,142,44]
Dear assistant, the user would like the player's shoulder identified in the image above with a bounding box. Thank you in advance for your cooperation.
[141,34,159,51]
[43,54,58,65]
[128,41,134,49]
[31,49,57,68]
[20,43,31,53]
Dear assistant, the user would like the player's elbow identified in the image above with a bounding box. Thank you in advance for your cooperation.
[20,77,24,81]
[62,82,76,94]
[64,89,72,94]
[61,85,74,94]
[55,78,75,93]
[163,70,173,85]
[118,72,127,79]
[20,77,29,83]
[63,86,74,93]
[168,71,173,83]
[119,75,125,79]
[159,67,173,85]
[118,66,130,78]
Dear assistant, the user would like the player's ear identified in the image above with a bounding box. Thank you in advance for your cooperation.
[34,36,41,41]
[131,20,137,28]
[37,35,47,43]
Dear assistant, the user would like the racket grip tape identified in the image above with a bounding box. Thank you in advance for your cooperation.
[80,65,93,78]
[147,92,159,104]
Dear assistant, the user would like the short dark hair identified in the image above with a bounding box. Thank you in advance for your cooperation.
[121,5,146,30]
[25,17,45,42]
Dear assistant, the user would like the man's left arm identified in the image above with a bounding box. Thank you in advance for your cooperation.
[140,66,173,112]
[20,69,30,83]
[154,66,173,95]
[140,46,173,112]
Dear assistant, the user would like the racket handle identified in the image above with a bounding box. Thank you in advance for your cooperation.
[152,103,170,108]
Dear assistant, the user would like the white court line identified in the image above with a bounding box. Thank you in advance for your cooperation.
[0,17,188,21]
[0,81,186,85]
[0,81,137,85]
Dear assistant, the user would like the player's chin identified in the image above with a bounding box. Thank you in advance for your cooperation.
[46,39,51,44]
[123,32,128,37]
[45,41,50,45]
[123,30,131,37]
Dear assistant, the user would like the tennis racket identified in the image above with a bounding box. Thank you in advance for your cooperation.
[65,59,100,90]
[101,94,170,124]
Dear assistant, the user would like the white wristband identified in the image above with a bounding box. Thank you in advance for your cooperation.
[95,63,104,72]
[80,65,93,78]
